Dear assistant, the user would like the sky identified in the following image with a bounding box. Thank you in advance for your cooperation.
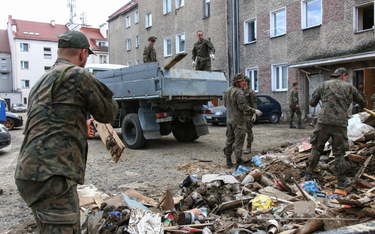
[0,0,128,30]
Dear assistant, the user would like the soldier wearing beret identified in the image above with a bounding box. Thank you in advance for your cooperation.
[14,30,119,233]
[305,67,367,189]
[143,36,157,63]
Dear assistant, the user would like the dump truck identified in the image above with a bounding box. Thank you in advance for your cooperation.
[95,61,228,149]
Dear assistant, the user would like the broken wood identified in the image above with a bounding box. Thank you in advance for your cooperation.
[93,120,125,163]
[292,177,309,201]
[164,53,187,69]
[364,108,375,118]
[355,155,373,179]
[363,173,375,181]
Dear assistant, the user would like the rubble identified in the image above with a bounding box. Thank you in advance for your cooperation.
[11,112,375,234]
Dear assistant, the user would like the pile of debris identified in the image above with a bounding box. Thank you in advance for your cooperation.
[13,111,375,234]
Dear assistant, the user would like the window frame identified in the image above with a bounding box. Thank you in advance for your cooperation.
[164,0,172,14]
[301,0,322,29]
[272,63,288,92]
[127,61,132,67]
[135,60,139,65]
[245,67,259,92]
[21,80,30,88]
[1,73,7,79]
[44,54,52,59]
[20,61,29,69]
[135,11,139,24]
[354,2,374,33]
[20,43,29,52]
[175,0,184,9]
[244,18,257,44]
[270,7,286,38]
[145,12,152,28]
[1,58,6,64]
[99,55,107,64]
[1,66,6,71]
[135,36,139,48]
[204,0,210,18]
[126,39,131,51]
[164,37,172,57]
[126,15,131,28]
[176,33,186,53]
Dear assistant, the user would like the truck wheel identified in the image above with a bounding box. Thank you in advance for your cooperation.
[122,113,146,149]
[172,120,196,142]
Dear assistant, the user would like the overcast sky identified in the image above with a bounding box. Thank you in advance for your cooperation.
[0,0,127,30]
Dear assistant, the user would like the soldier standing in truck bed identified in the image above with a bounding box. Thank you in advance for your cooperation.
[143,36,157,63]
[192,30,215,72]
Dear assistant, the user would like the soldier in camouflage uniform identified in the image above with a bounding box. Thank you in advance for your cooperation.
[243,76,259,154]
[371,92,375,110]
[289,82,305,129]
[305,68,367,189]
[143,36,157,63]
[14,30,119,233]
[192,30,215,72]
[224,73,261,169]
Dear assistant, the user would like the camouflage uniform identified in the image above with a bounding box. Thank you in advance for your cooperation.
[143,45,157,63]
[306,73,367,183]
[243,87,257,153]
[15,58,119,233]
[224,77,254,168]
[192,38,215,71]
[289,88,302,127]
[371,93,375,110]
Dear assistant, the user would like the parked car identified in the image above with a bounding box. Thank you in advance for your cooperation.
[10,103,27,113]
[3,112,23,130]
[204,95,282,125]
[0,123,11,149]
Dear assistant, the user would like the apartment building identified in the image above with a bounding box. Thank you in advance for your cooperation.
[238,0,375,119]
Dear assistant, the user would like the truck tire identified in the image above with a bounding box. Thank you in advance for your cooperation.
[172,120,196,142]
[122,113,146,149]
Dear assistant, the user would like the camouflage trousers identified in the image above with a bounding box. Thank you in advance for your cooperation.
[16,176,80,234]
[289,106,301,124]
[224,123,246,158]
[246,117,254,145]
[195,59,211,72]
[306,123,349,181]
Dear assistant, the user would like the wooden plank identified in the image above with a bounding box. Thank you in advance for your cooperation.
[93,120,125,163]
[355,155,373,179]
[363,173,375,181]
[164,53,187,69]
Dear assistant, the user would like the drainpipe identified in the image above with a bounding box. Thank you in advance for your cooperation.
[232,0,239,76]
[232,0,236,77]
[235,0,239,74]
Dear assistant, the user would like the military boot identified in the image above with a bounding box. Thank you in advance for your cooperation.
[244,144,252,154]
[338,179,352,190]
[289,123,296,129]
[226,156,233,169]
[297,122,306,129]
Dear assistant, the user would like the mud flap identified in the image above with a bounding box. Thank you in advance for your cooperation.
[138,107,162,139]
[192,114,209,137]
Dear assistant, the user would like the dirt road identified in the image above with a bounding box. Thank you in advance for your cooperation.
[0,113,313,232]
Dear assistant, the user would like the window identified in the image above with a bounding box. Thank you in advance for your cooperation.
[44,54,52,59]
[127,39,131,51]
[301,0,322,29]
[1,66,6,71]
[272,64,288,91]
[20,43,29,52]
[355,3,374,32]
[270,8,286,37]
[176,33,185,53]
[244,18,257,43]
[21,80,30,88]
[126,15,131,28]
[164,37,172,56]
[146,12,152,28]
[204,0,210,18]
[246,68,258,92]
[127,61,132,67]
[44,66,51,71]
[175,0,184,9]
[44,47,51,52]
[100,55,107,64]
[258,96,271,105]
[21,61,29,69]
[164,0,172,14]
[98,41,107,47]
[136,60,139,65]
[1,73,7,79]
[136,36,139,48]
[23,97,27,105]
[1,59,6,64]
[135,11,139,24]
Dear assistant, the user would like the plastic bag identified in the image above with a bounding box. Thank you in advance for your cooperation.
[347,122,375,141]
[252,194,272,213]
[304,181,319,196]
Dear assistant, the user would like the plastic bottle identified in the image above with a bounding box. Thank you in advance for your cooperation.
[253,155,263,167]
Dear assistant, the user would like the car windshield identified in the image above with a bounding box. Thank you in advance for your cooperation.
[14,104,24,107]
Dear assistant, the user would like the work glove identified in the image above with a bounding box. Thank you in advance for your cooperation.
[255,109,263,117]
[251,114,256,122]
[192,61,196,67]
[210,54,215,60]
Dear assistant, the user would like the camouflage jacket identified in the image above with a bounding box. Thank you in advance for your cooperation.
[15,58,119,184]
[192,38,215,61]
[289,88,299,108]
[143,45,157,63]
[243,88,257,112]
[310,78,367,127]
[371,93,375,109]
[224,85,253,127]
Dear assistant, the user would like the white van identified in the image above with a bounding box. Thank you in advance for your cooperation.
[85,64,128,74]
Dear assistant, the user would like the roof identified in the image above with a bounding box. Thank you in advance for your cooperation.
[0,30,10,53]
[9,18,68,42]
[108,1,138,21]
[80,27,107,50]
